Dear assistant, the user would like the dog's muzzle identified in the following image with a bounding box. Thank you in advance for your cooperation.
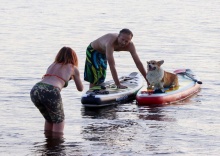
[148,65,156,71]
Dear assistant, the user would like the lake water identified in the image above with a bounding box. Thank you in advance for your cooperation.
[0,0,220,155]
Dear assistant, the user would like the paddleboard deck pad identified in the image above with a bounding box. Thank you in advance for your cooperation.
[81,72,143,107]
[136,69,202,106]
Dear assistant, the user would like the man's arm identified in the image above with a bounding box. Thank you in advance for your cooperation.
[129,43,148,84]
[105,45,121,86]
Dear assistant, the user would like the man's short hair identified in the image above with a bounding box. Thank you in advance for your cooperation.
[119,28,133,37]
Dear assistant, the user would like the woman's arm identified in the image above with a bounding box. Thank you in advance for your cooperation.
[72,67,83,91]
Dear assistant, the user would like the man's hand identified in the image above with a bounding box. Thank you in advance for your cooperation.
[117,84,127,89]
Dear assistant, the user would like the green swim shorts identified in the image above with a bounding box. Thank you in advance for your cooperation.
[84,44,107,85]
[30,82,64,123]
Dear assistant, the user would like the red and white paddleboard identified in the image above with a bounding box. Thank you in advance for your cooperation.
[136,69,202,106]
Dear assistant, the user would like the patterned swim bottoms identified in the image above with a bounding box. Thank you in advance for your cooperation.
[84,44,107,85]
[30,82,64,123]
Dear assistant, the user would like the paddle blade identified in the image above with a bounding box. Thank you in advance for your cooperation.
[196,80,203,84]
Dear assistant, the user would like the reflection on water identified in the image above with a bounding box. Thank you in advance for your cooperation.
[33,132,66,156]
[137,106,178,154]
[82,119,137,140]
[80,105,141,154]
[81,105,137,142]
[137,105,178,122]
[80,104,178,155]
[138,106,169,121]
[81,105,117,120]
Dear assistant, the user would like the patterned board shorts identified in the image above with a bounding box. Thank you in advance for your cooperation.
[30,82,64,123]
[84,44,107,85]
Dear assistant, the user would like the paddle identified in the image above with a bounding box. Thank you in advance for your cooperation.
[174,69,202,84]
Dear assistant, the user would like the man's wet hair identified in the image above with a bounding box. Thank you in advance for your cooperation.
[119,28,133,37]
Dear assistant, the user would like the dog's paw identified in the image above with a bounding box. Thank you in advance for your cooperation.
[170,84,175,88]
[147,85,154,90]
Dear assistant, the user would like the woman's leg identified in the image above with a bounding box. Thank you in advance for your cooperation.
[44,120,53,131]
[52,121,65,133]
[44,121,64,138]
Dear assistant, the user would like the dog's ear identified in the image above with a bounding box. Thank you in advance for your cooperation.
[158,60,164,66]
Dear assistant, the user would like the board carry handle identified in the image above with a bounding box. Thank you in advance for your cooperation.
[174,69,202,84]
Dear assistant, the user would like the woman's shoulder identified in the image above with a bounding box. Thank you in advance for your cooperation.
[52,63,73,68]
[47,63,73,73]
[72,66,79,75]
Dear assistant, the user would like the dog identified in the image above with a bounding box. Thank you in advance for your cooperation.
[146,60,179,91]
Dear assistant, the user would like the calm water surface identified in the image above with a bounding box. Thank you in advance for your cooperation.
[0,0,220,155]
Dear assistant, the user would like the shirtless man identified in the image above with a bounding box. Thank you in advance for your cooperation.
[84,28,147,89]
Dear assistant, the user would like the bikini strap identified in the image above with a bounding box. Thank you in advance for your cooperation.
[43,74,66,83]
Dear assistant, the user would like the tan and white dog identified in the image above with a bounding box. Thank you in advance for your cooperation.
[146,60,179,90]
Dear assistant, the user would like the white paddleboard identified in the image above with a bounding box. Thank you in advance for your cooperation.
[81,72,143,108]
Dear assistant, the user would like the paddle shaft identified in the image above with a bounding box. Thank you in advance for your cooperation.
[174,69,202,84]
[184,73,202,84]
